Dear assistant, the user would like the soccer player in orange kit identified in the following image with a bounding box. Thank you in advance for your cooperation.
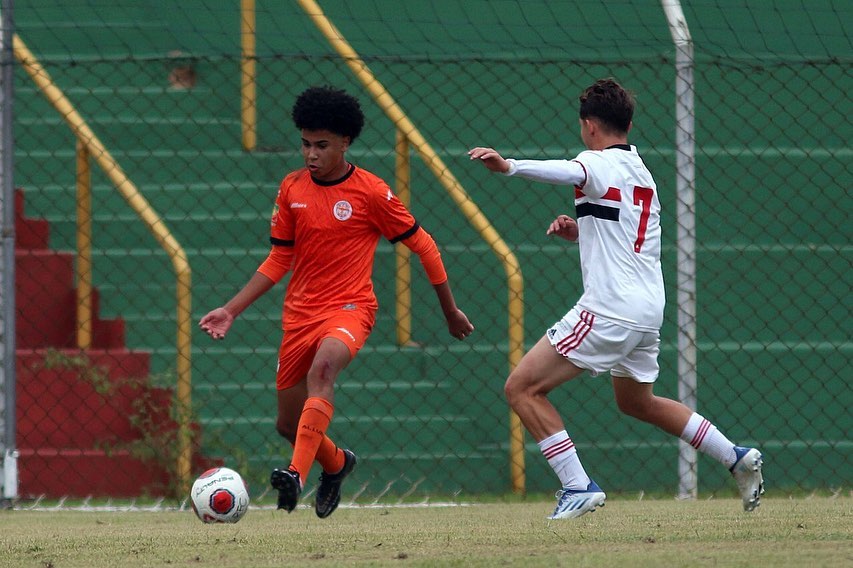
[199,86,474,518]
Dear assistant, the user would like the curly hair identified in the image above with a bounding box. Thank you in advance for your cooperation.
[578,78,634,134]
[291,86,365,141]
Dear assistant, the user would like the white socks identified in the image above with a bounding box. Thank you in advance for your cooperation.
[541,415,738,490]
[680,412,738,468]
[538,430,590,490]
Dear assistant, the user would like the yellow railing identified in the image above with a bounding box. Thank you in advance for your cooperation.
[394,130,414,346]
[14,34,195,494]
[75,140,93,348]
[239,0,527,493]
[240,0,257,152]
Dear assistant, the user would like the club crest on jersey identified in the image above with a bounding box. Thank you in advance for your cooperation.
[333,200,353,221]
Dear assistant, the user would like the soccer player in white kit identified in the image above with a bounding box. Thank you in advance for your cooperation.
[469,78,763,519]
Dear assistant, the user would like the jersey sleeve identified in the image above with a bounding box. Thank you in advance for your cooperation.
[505,158,587,187]
[258,180,295,282]
[269,179,295,246]
[367,181,447,284]
[257,245,293,283]
[367,179,420,242]
[400,227,448,285]
[570,151,609,199]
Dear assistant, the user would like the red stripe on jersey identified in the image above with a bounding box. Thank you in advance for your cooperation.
[690,419,712,449]
[574,187,584,199]
[602,186,621,201]
[542,438,575,459]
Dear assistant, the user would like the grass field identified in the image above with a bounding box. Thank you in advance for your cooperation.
[1,496,850,567]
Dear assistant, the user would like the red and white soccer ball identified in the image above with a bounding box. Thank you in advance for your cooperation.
[190,467,250,524]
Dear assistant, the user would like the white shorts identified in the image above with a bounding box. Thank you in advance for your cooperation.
[546,307,660,383]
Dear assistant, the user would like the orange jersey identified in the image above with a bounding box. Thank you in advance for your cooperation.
[266,165,423,329]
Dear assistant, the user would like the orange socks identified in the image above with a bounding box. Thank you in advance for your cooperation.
[315,435,345,475]
[289,397,343,484]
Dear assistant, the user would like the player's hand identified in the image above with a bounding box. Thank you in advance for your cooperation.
[199,307,235,340]
[468,147,510,174]
[446,309,475,341]
[547,215,579,242]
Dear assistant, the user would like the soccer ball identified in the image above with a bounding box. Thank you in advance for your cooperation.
[190,467,250,524]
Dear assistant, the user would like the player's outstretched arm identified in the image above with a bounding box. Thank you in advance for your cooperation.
[546,214,579,243]
[400,226,474,341]
[471,147,587,187]
[199,272,276,340]
[467,147,510,174]
[432,280,474,341]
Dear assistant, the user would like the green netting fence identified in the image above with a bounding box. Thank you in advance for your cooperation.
[2,0,850,503]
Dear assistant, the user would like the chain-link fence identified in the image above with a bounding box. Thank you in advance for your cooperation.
[4,1,850,503]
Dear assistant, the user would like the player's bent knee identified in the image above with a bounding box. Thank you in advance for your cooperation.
[503,377,517,404]
[306,361,332,386]
[504,373,534,408]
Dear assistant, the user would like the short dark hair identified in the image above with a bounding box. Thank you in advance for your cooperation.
[578,78,634,134]
[292,86,365,141]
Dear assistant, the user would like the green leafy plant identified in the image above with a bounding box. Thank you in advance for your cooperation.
[35,348,194,498]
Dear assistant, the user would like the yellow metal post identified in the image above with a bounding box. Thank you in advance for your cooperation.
[394,129,413,346]
[75,140,92,350]
[240,0,257,151]
[508,281,525,494]
[15,34,194,495]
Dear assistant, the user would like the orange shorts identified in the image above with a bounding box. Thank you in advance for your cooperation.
[275,309,375,390]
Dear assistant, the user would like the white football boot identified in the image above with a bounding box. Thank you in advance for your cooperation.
[730,446,764,511]
[548,480,607,520]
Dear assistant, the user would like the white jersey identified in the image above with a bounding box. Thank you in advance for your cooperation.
[506,145,665,331]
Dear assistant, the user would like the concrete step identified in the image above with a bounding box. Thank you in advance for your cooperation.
[14,147,293,187]
[16,112,241,154]
[15,2,173,60]
[17,448,171,498]
[14,189,50,249]
[16,348,156,448]
[15,250,126,349]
